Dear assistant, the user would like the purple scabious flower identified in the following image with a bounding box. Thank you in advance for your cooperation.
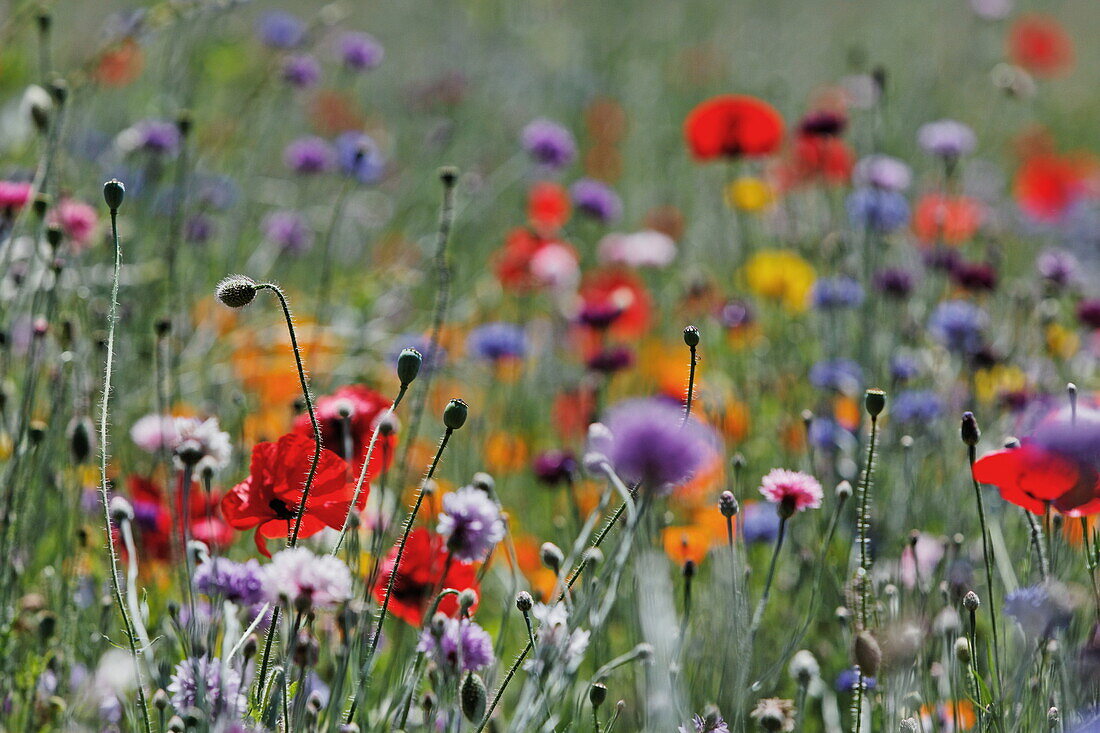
[873,267,916,299]
[338,31,384,71]
[521,118,576,169]
[891,389,944,424]
[334,131,385,184]
[1004,583,1072,639]
[437,486,505,563]
[417,617,495,673]
[167,657,243,718]
[927,299,987,354]
[570,179,622,223]
[262,547,353,610]
[853,155,911,192]
[846,187,909,232]
[466,322,528,362]
[1078,300,1100,329]
[809,359,863,392]
[679,713,730,733]
[283,137,335,175]
[193,558,265,606]
[1037,247,1079,289]
[532,450,577,486]
[835,667,876,693]
[811,276,864,310]
[601,398,717,494]
[586,345,635,374]
[717,299,755,330]
[262,210,314,254]
[918,119,977,158]
[741,501,781,544]
[184,213,214,244]
[120,119,181,156]
[281,54,321,87]
[257,11,305,49]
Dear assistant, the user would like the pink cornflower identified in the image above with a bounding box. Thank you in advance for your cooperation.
[758,468,823,517]
[0,181,33,211]
[50,198,99,251]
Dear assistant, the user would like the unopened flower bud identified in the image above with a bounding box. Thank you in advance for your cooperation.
[963,590,980,611]
[960,412,981,447]
[515,591,533,613]
[472,472,495,494]
[719,490,738,518]
[460,671,487,722]
[954,637,971,665]
[215,275,258,308]
[397,348,422,387]
[540,542,564,574]
[102,179,125,210]
[443,398,468,430]
[836,480,852,501]
[109,496,134,524]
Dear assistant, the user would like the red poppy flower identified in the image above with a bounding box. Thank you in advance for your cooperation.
[221,432,358,557]
[373,528,479,625]
[493,227,578,293]
[94,39,145,87]
[776,135,853,189]
[528,181,572,233]
[577,268,652,339]
[684,95,785,161]
[912,193,984,245]
[1014,153,1093,222]
[1008,14,1074,78]
[973,414,1100,516]
[127,474,231,560]
[293,385,395,480]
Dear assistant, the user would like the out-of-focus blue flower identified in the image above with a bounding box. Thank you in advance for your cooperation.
[918,119,976,158]
[1004,583,1072,639]
[811,276,864,310]
[741,501,781,544]
[335,131,385,184]
[808,417,856,453]
[847,187,909,233]
[466,322,528,362]
[891,389,943,424]
[835,667,876,693]
[284,137,334,174]
[571,179,622,223]
[521,118,576,169]
[282,54,321,87]
[873,267,916,299]
[809,359,863,392]
[889,353,921,382]
[338,31,384,71]
[257,11,305,49]
[262,210,313,254]
[927,300,987,354]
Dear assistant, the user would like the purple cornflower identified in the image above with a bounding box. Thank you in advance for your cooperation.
[927,300,987,354]
[717,299,755,330]
[281,54,321,87]
[950,261,998,292]
[334,131,385,184]
[570,179,622,223]
[120,119,181,156]
[521,118,576,169]
[835,667,876,693]
[1004,583,1072,639]
[436,486,505,563]
[532,450,577,486]
[262,210,314,254]
[601,398,717,494]
[586,345,635,374]
[889,354,921,382]
[193,558,265,606]
[811,276,864,310]
[891,389,944,424]
[466,322,528,362]
[167,657,243,718]
[846,187,910,232]
[338,31,384,71]
[679,712,730,733]
[918,119,977,159]
[809,359,863,392]
[257,11,305,49]
[577,302,624,330]
[853,155,911,192]
[1078,300,1100,330]
[1037,248,1079,289]
[261,547,353,610]
[873,267,916,299]
[184,214,214,244]
[416,617,495,673]
[283,137,335,175]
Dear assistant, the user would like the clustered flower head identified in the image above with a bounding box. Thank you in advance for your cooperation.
[521,118,576,169]
[261,546,353,610]
[759,468,823,517]
[172,416,232,473]
[437,485,505,562]
[167,656,243,719]
[749,697,796,731]
[416,616,495,673]
[524,602,591,675]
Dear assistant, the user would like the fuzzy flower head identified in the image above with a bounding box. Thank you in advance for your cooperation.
[524,602,591,675]
[571,178,623,223]
[193,558,265,607]
[338,31,384,71]
[928,300,988,355]
[262,547,353,611]
[437,486,505,562]
[759,469,823,517]
[284,137,335,175]
[597,230,677,269]
[853,154,912,192]
[416,616,495,673]
[680,710,731,733]
[602,398,718,495]
[918,119,977,159]
[521,118,576,169]
[167,657,243,719]
[130,414,179,454]
[750,698,796,732]
[172,417,232,473]
[335,131,386,184]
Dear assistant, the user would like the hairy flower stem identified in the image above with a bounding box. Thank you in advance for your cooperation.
[857,414,878,620]
[749,515,788,635]
[344,426,456,723]
[1025,510,1050,581]
[97,205,152,733]
[968,445,1005,731]
[682,340,698,426]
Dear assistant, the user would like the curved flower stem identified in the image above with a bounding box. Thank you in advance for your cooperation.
[97,205,152,733]
[344,426,456,723]
[331,385,408,556]
[968,445,1005,732]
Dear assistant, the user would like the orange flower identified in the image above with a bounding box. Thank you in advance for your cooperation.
[920,700,976,731]
[663,525,709,566]
[912,193,984,245]
[309,90,367,137]
[834,396,862,431]
[95,39,144,87]
[484,431,530,474]
[1008,14,1074,78]
[1063,514,1095,548]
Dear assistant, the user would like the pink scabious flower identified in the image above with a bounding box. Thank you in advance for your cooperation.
[0,181,33,211]
[130,414,180,454]
[758,468,823,517]
[49,198,99,251]
[437,485,505,563]
[172,417,232,473]
[262,547,353,610]
[597,230,677,268]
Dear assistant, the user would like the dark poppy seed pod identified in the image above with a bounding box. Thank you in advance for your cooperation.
[45,225,63,249]
[719,490,738,518]
[397,347,422,387]
[32,193,50,219]
[963,590,980,611]
[683,559,696,578]
[68,416,94,464]
[37,612,57,642]
[176,110,193,138]
[215,275,258,308]
[515,591,533,612]
[960,412,981,447]
[540,542,564,573]
[48,78,67,105]
[443,398,468,430]
[152,689,170,711]
[28,421,47,444]
[864,388,886,417]
[36,12,51,32]
[589,683,608,709]
[439,166,459,188]
[682,325,700,347]
[154,318,171,337]
[102,179,125,210]
[852,631,881,677]
[460,672,487,723]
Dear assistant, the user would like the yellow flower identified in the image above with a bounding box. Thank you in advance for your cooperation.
[973,365,1027,404]
[1046,323,1079,360]
[725,176,774,213]
[742,249,816,313]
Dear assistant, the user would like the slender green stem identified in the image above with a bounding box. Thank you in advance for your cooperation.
[1025,510,1050,581]
[750,515,788,634]
[968,445,1005,731]
[682,342,698,426]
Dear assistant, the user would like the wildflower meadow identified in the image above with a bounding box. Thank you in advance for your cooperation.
[3,0,1100,731]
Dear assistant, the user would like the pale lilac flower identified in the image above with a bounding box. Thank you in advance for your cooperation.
[416,617,495,672]
[521,118,576,169]
[602,398,717,494]
[130,414,180,454]
[918,119,977,159]
[899,533,945,589]
[524,602,590,675]
[262,210,314,254]
[597,230,677,268]
[338,31,384,71]
[282,54,321,87]
[759,468,823,516]
[284,137,335,174]
[529,242,579,290]
[853,155,912,192]
[571,179,623,223]
[193,558,265,606]
[167,657,243,718]
[172,417,232,473]
[437,486,505,562]
[969,0,1012,20]
[262,547,353,610]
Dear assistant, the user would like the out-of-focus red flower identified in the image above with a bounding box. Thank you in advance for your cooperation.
[373,528,479,625]
[1008,14,1074,78]
[552,388,597,440]
[94,39,144,87]
[493,227,579,293]
[1014,153,1095,222]
[127,474,231,561]
[777,135,853,189]
[221,433,358,556]
[684,95,785,161]
[912,193,984,245]
[528,181,572,233]
[293,385,394,479]
[577,269,651,339]
[309,90,367,137]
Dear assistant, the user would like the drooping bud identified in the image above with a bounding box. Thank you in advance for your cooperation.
[540,542,564,574]
[215,275,258,308]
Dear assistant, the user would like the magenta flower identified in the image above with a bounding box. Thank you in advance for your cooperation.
[759,468,823,517]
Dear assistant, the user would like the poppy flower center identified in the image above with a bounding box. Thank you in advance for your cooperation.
[269,498,299,520]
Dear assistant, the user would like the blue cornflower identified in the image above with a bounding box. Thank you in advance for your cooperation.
[846,187,909,233]
[809,359,863,392]
[257,11,305,49]
[835,667,876,693]
[466,322,528,362]
[927,300,987,354]
[891,389,943,424]
[1004,583,1072,639]
[812,276,865,310]
[741,502,781,545]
